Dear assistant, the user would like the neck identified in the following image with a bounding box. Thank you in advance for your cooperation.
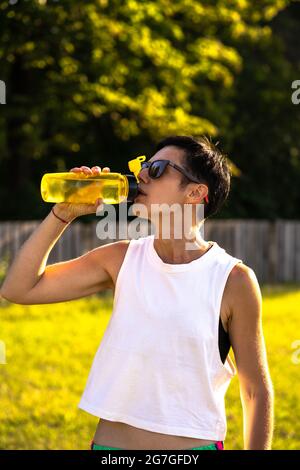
[153,226,211,264]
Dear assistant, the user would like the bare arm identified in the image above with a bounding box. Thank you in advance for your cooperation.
[0,165,117,305]
[227,263,274,450]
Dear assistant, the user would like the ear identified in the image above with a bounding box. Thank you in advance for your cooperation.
[186,183,209,204]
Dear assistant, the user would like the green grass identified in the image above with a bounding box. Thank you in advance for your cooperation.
[0,285,299,450]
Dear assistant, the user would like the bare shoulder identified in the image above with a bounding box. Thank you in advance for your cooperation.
[224,262,262,321]
[99,239,131,254]
[95,239,131,288]
[227,262,261,294]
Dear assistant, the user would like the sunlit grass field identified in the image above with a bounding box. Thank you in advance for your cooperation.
[0,285,299,450]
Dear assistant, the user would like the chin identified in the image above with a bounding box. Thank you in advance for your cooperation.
[131,201,149,219]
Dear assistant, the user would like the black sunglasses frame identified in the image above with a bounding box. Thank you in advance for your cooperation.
[140,159,202,183]
[139,159,209,203]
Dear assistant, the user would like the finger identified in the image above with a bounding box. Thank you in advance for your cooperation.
[70,167,82,172]
[91,166,101,174]
[80,166,93,174]
[102,167,110,172]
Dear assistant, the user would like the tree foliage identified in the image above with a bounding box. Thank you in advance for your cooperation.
[0,0,299,219]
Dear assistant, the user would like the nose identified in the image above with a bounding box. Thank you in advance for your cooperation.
[137,166,150,183]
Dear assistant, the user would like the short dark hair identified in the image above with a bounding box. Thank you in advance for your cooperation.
[153,135,231,219]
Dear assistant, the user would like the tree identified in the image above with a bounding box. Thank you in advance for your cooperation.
[0,0,298,219]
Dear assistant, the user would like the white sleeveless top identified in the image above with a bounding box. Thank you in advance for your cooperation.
[78,234,243,441]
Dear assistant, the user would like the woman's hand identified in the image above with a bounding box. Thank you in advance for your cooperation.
[52,165,111,222]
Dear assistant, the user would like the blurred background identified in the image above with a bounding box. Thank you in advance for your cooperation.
[0,0,299,450]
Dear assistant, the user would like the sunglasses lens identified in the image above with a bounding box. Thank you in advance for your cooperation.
[149,162,161,178]
[140,160,168,178]
[150,161,169,178]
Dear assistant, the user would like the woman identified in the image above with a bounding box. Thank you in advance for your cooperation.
[1,135,274,450]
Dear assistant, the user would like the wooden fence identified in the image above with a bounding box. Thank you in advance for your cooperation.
[0,219,300,284]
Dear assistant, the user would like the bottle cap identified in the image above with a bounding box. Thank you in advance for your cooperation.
[128,155,146,182]
[126,155,147,202]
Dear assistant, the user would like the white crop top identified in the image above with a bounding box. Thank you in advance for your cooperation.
[78,234,243,441]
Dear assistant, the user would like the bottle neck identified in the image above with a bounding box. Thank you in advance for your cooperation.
[124,174,138,201]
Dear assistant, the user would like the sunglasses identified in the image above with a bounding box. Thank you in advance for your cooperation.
[140,159,209,204]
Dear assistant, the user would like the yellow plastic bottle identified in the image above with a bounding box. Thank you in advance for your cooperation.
[40,156,146,204]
